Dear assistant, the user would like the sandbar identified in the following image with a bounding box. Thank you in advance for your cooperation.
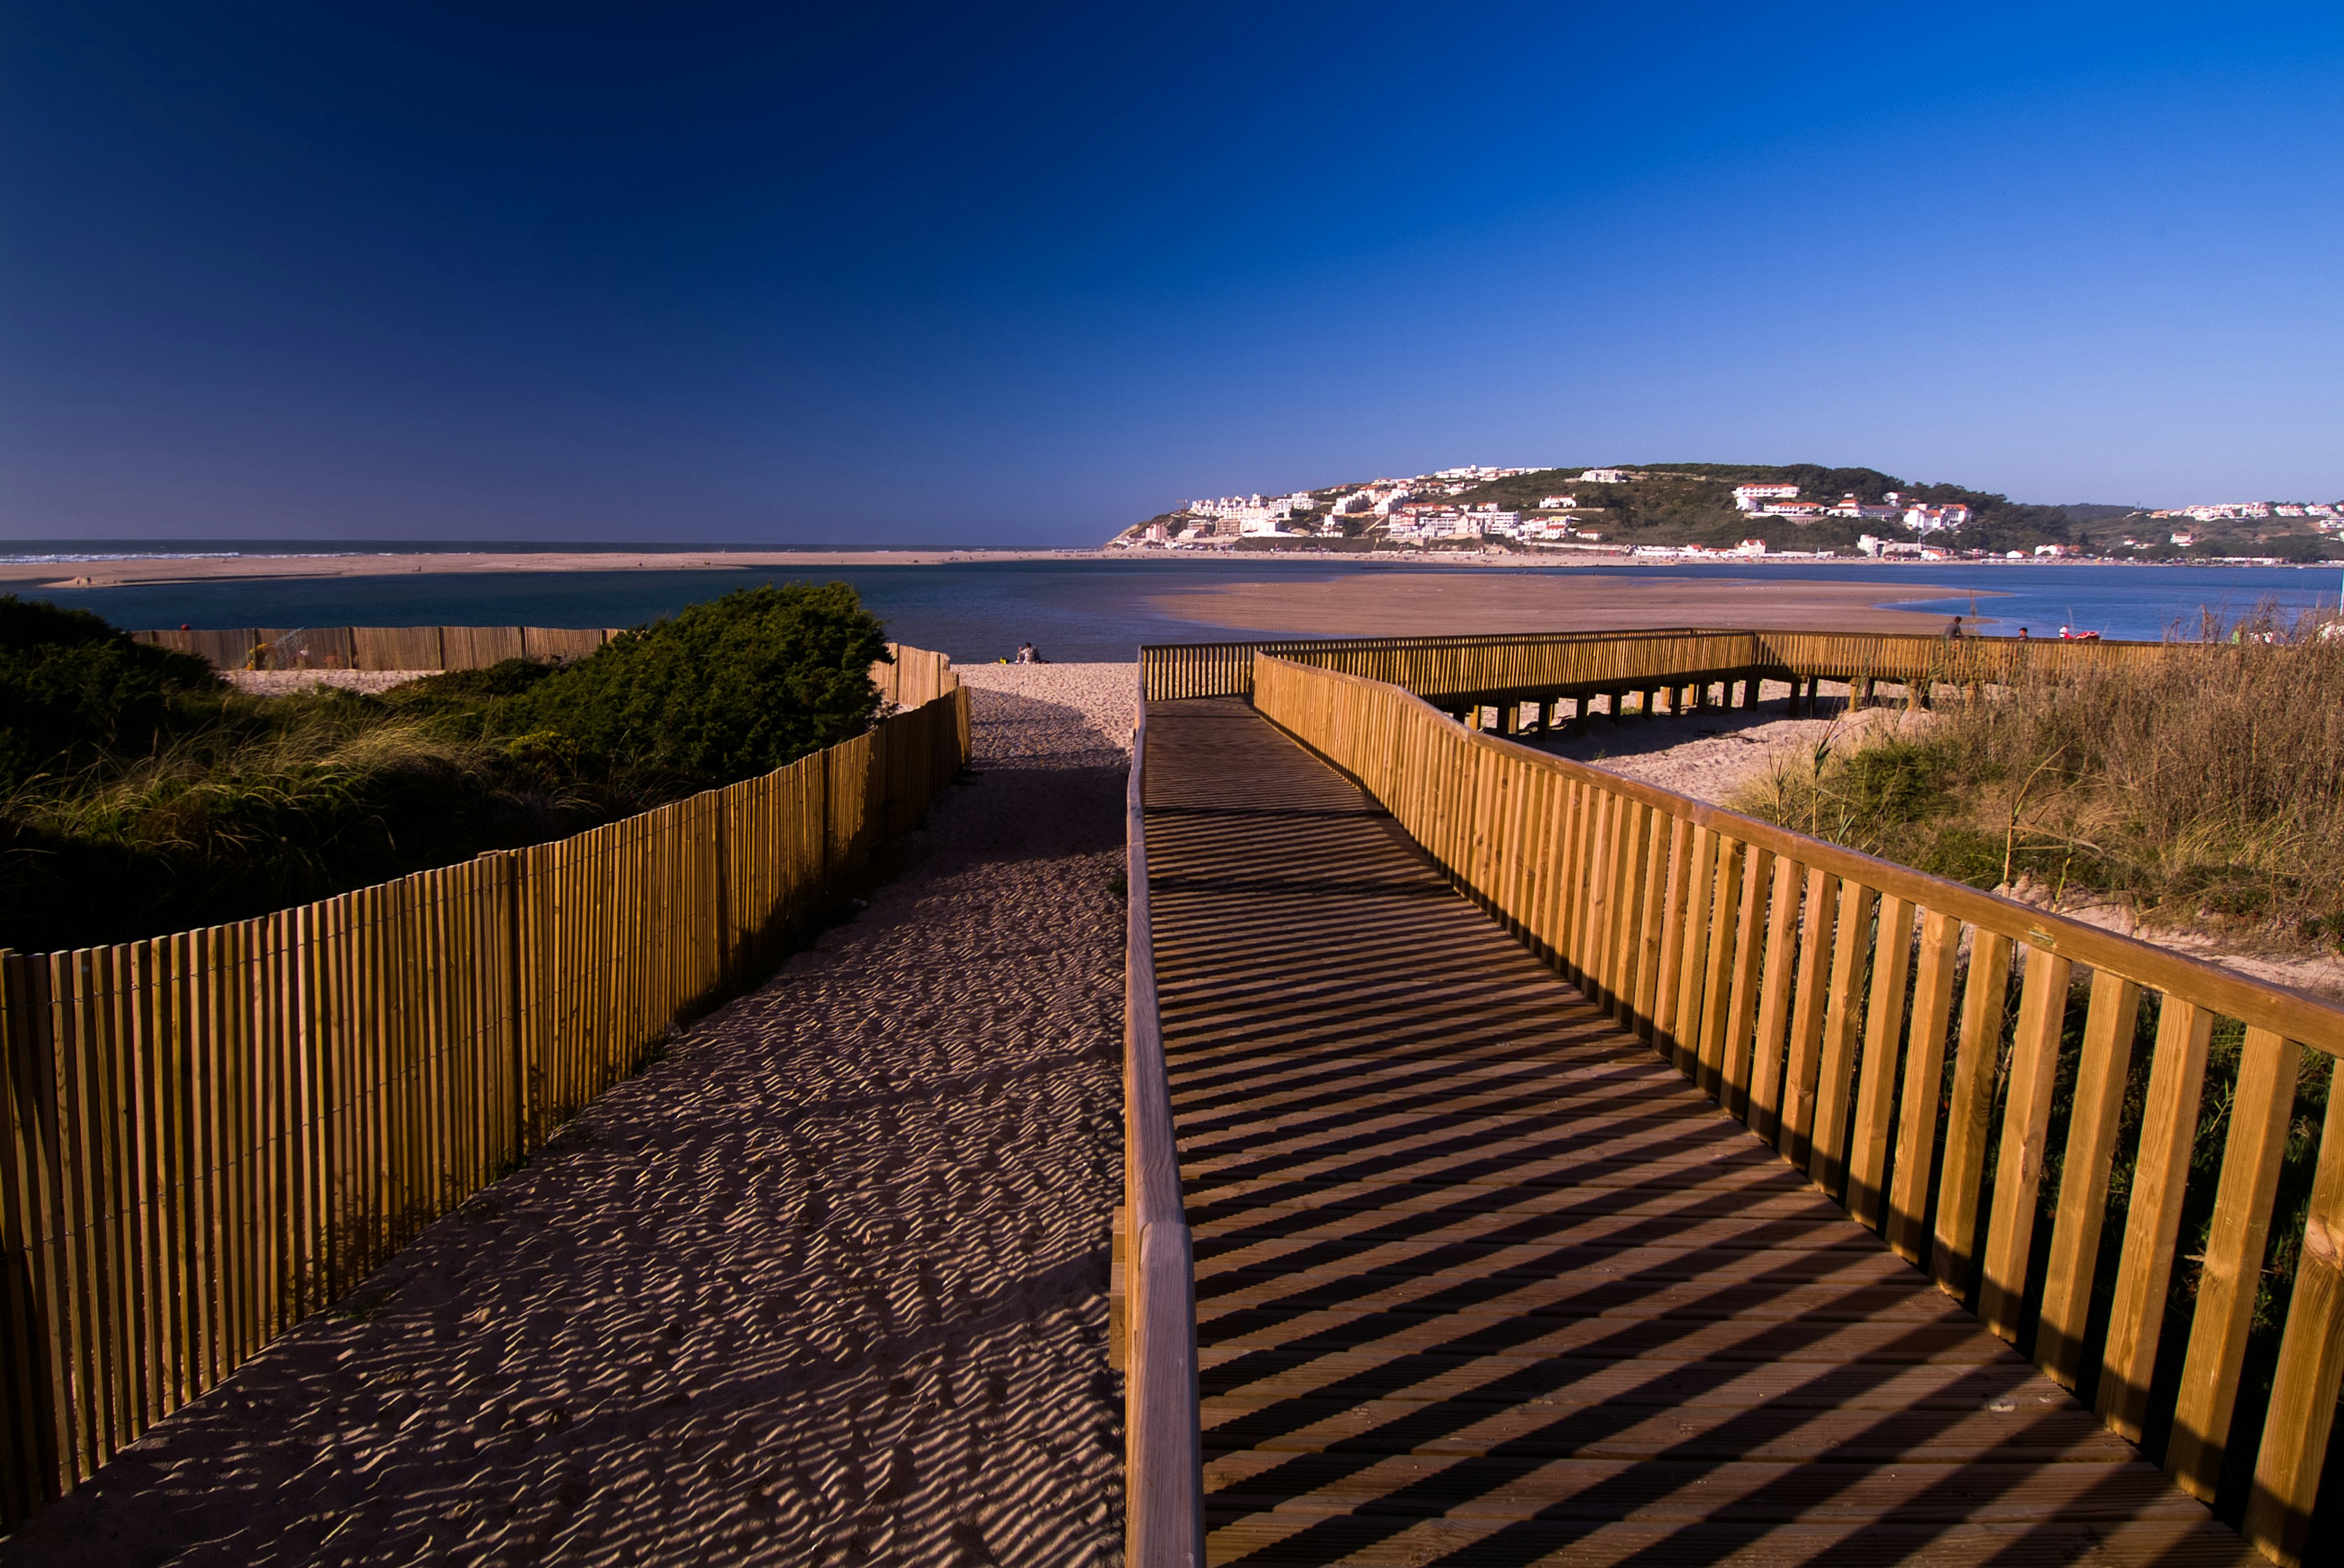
[1149,572,1977,635]
[0,547,1105,590]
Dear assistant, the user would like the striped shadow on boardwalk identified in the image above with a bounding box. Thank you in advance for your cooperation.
[1143,696,2251,1567]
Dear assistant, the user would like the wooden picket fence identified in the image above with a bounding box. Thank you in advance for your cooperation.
[0,649,971,1530]
[1251,648,2344,1566]
[134,624,619,671]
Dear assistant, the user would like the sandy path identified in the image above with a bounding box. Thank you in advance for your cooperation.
[4,679,1132,1567]
[1520,679,1915,805]
[223,670,435,695]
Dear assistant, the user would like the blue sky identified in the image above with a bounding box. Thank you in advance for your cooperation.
[3,2,2340,544]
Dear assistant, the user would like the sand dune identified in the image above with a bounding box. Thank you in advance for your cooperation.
[4,677,1130,1566]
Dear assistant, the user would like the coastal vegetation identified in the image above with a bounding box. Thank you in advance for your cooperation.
[0,584,890,952]
[1737,607,2344,947]
[1451,463,2144,555]
[1732,615,2343,1481]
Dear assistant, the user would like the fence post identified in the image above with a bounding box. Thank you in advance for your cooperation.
[0,952,62,1523]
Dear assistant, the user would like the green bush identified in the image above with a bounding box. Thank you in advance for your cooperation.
[0,596,223,790]
[0,583,894,950]
[506,583,889,787]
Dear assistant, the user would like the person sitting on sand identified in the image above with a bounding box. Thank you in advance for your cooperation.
[1014,641,1041,664]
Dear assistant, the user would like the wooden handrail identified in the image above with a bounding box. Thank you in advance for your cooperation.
[1122,677,1205,1566]
[1250,646,2344,1567]
[1143,625,2203,704]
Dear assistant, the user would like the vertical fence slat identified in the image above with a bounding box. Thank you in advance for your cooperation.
[1886,910,1962,1265]
[2166,1026,2304,1502]
[2034,971,2143,1388]
[2096,998,2215,1443]
[1844,894,1914,1232]
[1720,847,1773,1119]
[2246,1071,2344,1565]
[1780,869,1837,1167]
[1746,858,1803,1144]
[1978,947,2075,1340]
[1931,930,2016,1302]
[1807,882,1875,1198]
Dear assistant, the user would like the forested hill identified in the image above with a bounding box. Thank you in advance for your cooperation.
[1448,464,2135,553]
[1129,462,2341,558]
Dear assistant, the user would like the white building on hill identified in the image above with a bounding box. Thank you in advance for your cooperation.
[1732,483,1800,511]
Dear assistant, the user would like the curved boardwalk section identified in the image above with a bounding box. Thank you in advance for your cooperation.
[1,682,1127,1568]
[1143,696,2250,1567]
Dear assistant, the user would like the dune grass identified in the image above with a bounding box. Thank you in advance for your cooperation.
[1737,609,2342,1520]
[1,585,889,950]
[1738,605,2344,949]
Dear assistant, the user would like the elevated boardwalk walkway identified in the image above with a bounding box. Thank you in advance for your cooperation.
[1143,697,2250,1567]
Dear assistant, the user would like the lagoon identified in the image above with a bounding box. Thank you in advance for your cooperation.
[7,548,2339,663]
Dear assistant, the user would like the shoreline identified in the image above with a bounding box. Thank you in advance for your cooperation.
[0,547,1107,590]
[4,543,2328,593]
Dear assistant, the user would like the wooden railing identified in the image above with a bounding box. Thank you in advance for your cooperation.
[0,651,972,1531]
[1251,648,2344,1567]
[1141,629,1705,701]
[1117,681,1204,1566]
[1142,627,2190,706]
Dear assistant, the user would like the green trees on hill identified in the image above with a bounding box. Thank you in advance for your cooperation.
[1446,463,2125,551]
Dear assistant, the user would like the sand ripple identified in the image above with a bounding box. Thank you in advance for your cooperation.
[4,693,1127,1566]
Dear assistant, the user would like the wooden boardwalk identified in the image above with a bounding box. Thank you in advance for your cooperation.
[1143,698,2253,1568]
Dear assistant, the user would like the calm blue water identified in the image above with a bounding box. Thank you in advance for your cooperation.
[7,546,2339,663]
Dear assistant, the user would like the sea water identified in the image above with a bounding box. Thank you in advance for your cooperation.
[5,546,2337,664]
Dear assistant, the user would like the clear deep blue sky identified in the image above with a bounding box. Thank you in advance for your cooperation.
[4,2,2340,546]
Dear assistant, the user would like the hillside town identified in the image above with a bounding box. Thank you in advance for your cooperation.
[1110,464,2344,564]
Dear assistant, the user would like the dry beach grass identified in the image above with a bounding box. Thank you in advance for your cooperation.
[2,670,1133,1567]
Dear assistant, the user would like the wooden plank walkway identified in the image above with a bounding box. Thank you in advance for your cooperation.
[1143,697,2254,1568]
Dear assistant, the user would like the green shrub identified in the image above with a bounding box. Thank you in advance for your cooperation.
[0,596,223,790]
[0,583,894,950]
[507,583,889,787]
[1737,607,2344,941]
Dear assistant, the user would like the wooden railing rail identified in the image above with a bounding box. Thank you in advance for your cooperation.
[1140,628,1711,701]
[1251,649,2344,1567]
[1119,677,1204,1566]
[0,651,973,1533]
[1143,627,2198,706]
